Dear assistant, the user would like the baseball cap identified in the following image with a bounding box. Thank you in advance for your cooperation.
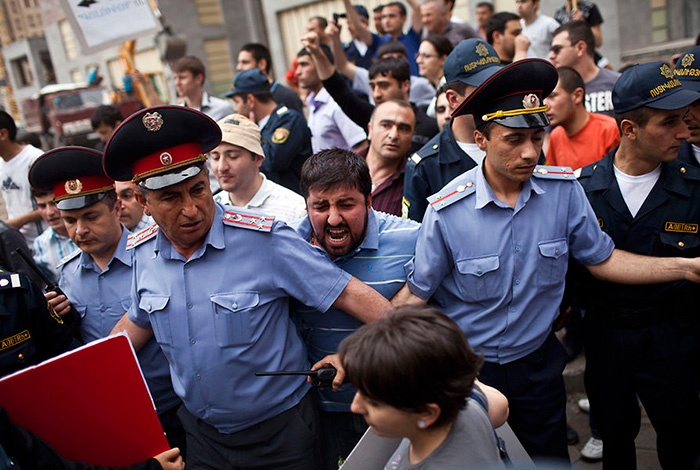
[443,38,502,86]
[613,61,700,113]
[223,69,270,98]
[217,114,264,158]
[674,46,700,93]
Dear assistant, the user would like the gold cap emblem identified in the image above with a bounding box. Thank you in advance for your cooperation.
[475,43,489,57]
[159,152,173,166]
[522,94,540,109]
[142,112,164,132]
[660,64,674,79]
[681,53,695,68]
[65,179,83,194]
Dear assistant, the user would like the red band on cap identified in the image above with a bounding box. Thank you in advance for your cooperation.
[131,142,205,182]
[53,175,114,201]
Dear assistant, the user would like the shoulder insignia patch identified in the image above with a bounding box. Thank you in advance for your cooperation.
[276,106,289,115]
[410,153,422,164]
[57,249,81,268]
[428,180,476,211]
[532,165,575,180]
[271,127,290,144]
[126,224,159,250]
[223,210,274,232]
[0,272,24,290]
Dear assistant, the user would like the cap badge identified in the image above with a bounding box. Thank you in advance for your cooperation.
[522,94,540,109]
[660,64,674,80]
[475,43,489,57]
[65,179,83,194]
[681,53,695,68]
[142,112,164,132]
[159,152,173,166]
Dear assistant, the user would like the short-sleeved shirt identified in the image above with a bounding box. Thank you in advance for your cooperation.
[128,203,352,433]
[546,112,620,170]
[306,87,367,154]
[405,165,614,363]
[215,173,307,223]
[584,68,620,117]
[378,30,422,76]
[59,228,179,413]
[290,210,420,411]
[521,15,560,60]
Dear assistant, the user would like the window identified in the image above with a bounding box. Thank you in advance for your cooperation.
[685,0,700,39]
[11,56,32,87]
[59,20,78,60]
[650,0,668,43]
[195,0,223,25]
[203,38,233,95]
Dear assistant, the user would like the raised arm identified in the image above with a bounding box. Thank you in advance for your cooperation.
[407,0,423,34]
[327,18,357,80]
[343,0,374,46]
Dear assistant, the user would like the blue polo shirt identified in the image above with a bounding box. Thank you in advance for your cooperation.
[406,164,614,364]
[128,203,352,433]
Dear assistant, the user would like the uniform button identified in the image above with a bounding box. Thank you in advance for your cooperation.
[680,167,687,174]
[187,303,193,309]
[190,338,196,345]
[509,307,516,312]
[146,304,152,312]
[555,249,560,255]
[678,241,685,247]
[232,303,238,309]
[514,245,521,253]
[476,269,483,275]
[17,353,24,361]
[514,278,520,285]
[432,144,438,150]
[100,305,106,312]
[195,374,201,380]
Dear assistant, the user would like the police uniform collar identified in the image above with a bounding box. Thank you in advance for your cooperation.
[474,164,544,210]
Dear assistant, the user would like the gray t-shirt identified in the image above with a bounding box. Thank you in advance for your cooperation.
[584,67,621,118]
[383,393,506,469]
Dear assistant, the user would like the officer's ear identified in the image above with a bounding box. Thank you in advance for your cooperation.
[135,190,151,216]
[474,129,488,151]
[620,119,638,141]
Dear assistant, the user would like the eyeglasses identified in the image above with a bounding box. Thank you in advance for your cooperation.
[549,44,573,55]
[415,52,436,60]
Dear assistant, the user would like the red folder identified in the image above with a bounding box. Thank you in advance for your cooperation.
[0,333,169,466]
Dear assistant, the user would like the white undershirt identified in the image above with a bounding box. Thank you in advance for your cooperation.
[457,141,486,166]
[613,164,662,217]
[692,143,700,166]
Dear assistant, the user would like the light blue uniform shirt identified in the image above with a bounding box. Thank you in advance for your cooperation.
[406,165,614,364]
[59,227,179,413]
[291,210,420,412]
[128,203,352,433]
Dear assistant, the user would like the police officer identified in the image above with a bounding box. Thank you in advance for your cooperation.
[575,62,700,469]
[392,58,700,464]
[27,147,185,454]
[402,38,501,221]
[0,266,77,378]
[675,45,700,168]
[102,106,392,469]
[225,68,312,194]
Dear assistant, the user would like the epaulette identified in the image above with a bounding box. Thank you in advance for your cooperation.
[427,179,476,211]
[276,106,289,115]
[57,249,81,268]
[532,165,575,180]
[676,161,700,181]
[409,153,422,165]
[0,271,24,290]
[126,224,159,250]
[223,209,274,232]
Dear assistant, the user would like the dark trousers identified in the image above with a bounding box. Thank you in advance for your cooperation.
[319,410,368,469]
[177,393,322,470]
[160,404,187,459]
[584,310,700,469]
[479,333,570,466]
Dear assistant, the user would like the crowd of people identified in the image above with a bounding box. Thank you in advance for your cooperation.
[0,0,699,469]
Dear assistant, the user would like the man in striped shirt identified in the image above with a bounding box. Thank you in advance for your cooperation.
[290,148,420,469]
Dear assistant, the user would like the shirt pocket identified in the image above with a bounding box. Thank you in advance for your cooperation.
[659,232,700,253]
[455,255,502,305]
[139,294,171,347]
[211,292,259,348]
[536,239,569,287]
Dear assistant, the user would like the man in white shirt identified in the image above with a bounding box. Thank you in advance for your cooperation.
[210,114,307,223]
[516,0,560,59]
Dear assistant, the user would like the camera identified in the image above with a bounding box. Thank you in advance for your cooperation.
[333,12,347,23]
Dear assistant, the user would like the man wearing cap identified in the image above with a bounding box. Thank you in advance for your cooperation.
[338,1,380,70]
[575,62,700,468]
[104,106,393,469]
[402,38,501,221]
[28,147,184,453]
[392,59,700,463]
[225,69,312,194]
[290,147,420,469]
[210,114,306,222]
[675,46,700,168]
